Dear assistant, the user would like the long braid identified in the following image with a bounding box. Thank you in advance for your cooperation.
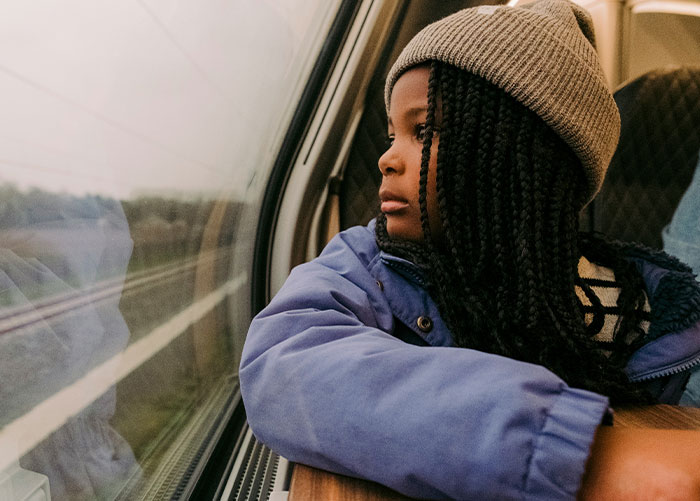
[418,62,439,242]
[377,63,652,404]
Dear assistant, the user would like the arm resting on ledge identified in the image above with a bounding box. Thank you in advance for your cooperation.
[288,405,700,501]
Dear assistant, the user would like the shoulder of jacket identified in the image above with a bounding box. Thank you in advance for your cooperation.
[318,222,380,269]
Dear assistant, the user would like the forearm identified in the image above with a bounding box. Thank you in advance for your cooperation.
[579,427,700,500]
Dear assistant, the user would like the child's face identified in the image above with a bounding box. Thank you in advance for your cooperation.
[379,65,443,244]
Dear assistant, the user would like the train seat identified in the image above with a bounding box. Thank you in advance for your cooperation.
[590,66,700,248]
[337,75,385,232]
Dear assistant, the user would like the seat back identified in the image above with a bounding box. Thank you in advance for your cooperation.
[338,79,384,231]
[590,66,700,248]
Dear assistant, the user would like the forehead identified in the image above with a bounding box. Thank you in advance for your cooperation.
[388,65,431,123]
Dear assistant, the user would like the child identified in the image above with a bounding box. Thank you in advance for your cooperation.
[241,0,700,498]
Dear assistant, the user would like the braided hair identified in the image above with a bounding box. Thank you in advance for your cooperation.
[376,62,651,405]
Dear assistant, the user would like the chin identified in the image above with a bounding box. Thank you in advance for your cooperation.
[386,219,422,243]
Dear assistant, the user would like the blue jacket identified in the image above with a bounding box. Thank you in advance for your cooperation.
[240,221,700,500]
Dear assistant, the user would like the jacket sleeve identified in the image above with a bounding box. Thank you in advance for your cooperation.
[239,228,609,500]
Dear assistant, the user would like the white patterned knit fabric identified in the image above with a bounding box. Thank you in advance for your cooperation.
[575,256,651,347]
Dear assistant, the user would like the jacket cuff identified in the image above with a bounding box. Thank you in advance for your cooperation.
[524,387,609,500]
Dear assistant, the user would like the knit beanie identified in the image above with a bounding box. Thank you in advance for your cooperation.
[385,0,620,206]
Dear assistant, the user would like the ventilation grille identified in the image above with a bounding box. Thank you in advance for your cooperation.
[221,426,289,501]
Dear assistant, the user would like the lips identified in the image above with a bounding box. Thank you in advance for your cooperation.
[379,190,409,214]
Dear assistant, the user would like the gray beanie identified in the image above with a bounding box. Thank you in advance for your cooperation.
[385,0,620,206]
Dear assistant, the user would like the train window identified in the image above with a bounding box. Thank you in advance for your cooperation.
[0,1,340,500]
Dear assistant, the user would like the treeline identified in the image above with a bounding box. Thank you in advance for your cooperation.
[122,196,244,270]
[0,184,245,271]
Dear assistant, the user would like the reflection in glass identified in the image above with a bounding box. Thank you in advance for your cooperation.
[1,189,138,500]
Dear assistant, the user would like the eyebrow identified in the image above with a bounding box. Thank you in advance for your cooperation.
[388,105,428,127]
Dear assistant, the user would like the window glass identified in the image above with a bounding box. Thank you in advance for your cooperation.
[0,1,339,499]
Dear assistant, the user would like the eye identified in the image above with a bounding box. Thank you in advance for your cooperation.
[415,124,427,142]
[385,134,395,148]
[415,124,440,143]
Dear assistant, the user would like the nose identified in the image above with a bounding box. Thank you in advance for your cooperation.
[378,142,401,176]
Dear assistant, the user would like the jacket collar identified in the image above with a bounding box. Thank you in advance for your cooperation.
[379,252,427,287]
